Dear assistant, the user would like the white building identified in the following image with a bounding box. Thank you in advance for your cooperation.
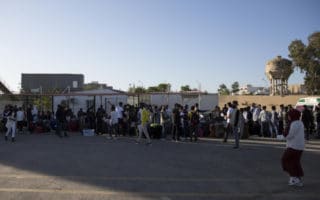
[53,90,218,114]
[140,92,219,111]
[238,84,269,95]
[53,88,127,114]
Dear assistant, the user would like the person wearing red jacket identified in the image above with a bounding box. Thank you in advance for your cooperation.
[281,109,305,187]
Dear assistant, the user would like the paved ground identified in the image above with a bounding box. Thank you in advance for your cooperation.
[0,132,319,200]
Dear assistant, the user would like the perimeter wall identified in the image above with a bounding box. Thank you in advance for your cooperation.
[218,95,310,108]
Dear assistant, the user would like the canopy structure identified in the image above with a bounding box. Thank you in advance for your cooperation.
[0,79,12,95]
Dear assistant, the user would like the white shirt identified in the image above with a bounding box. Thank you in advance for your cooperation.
[242,111,248,123]
[160,110,168,124]
[115,106,123,119]
[16,110,24,121]
[259,110,268,122]
[271,110,278,123]
[110,111,118,125]
[6,112,16,128]
[253,108,260,122]
[226,107,233,123]
[286,120,305,150]
[31,107,38,116]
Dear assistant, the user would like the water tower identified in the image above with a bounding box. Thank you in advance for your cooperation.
[265,56,293,96]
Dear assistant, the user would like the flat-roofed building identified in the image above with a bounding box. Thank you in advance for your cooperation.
[21,73,84,93]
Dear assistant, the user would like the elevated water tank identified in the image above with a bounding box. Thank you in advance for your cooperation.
[265,56,293,96]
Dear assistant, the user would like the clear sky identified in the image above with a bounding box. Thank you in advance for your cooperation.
[0,0,319,93]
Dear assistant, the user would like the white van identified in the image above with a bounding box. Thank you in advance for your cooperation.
[295,96,320,111]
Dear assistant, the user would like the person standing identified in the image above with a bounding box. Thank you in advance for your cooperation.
[222,104,228,117]
[26,104,33,133]
[116,102,124,136]
[252,104,261,136]
[283,106,290,137]
[56,105,68,138]
[230,101,240,149]
[86,108,95,130]
[16,107,25,133]
[223,102,233,143]
[301,105,313,140]
[239,108,245,139]
[31,105,38,123]
[270,105,279,138]
[96,105,106,135]
[172,103,181,141]
[189,105,199,142]
[160,105,169,140]
[281,109,305,187]
[5,106,17,142]
[77,108,86,131]
[136,104,151,145]
[2,105,10,133]
[181,105,189,140]
[315,106,320,139]
[259,106,270,137]
[245,106,253,137]
[278,104,285,136]
[109,105,118,139]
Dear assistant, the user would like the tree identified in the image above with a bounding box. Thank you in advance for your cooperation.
[127,86,135,93]
[147,86,160,92]
[288,31,320,95]
[217,84,230,95]
[147,83,171,93]
[134,86,146,94]
[33,96,52,111]
[180,85,192,92]
[231,81,239,94]
[128,83,171,93]
[83,82,108,90]
[128,86,146,93]
[158,83,171,92]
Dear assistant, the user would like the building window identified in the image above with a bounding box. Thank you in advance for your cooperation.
[73,81,78,88]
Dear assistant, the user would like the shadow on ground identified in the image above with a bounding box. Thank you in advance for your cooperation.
[0,133,319,200]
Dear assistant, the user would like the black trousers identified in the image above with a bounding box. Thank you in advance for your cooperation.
[56,121,67,137]
[172,124,180,140]
[223,123,231,142]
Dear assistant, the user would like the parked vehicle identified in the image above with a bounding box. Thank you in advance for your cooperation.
[295,96,320,111]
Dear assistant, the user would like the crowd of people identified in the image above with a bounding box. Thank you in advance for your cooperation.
[221,102,320,141]
[220,101,320,187]
[1,100,320,187]
[0,102,204,144]
[1,101,320,144]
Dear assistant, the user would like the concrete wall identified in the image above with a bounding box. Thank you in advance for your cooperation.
[219,95,311,108]
[149,93,219,110]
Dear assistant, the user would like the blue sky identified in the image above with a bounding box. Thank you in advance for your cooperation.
[0,0,319,92]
